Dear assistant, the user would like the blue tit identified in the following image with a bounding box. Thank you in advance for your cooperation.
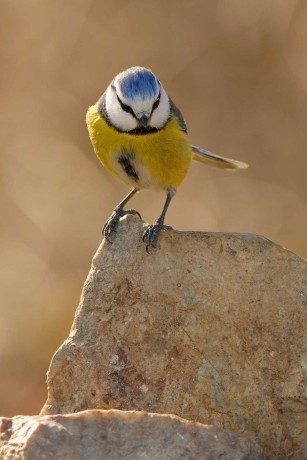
[86,66,248,253]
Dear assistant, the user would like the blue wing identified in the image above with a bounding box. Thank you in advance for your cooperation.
[170,99,188,134]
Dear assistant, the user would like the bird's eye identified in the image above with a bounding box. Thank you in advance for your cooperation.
[117,95,135,117]
[152,94,160,111]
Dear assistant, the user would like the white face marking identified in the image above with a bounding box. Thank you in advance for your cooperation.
[105,85,137,132]
[104,71,171,132]
[150,87,170,129]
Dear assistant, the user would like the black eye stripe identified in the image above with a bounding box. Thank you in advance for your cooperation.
[152,94,160,110]
[116,92,160,119]
[151,93,160,113]
[116,95,136,118]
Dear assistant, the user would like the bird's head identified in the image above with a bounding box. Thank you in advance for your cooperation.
[103,67,170,133]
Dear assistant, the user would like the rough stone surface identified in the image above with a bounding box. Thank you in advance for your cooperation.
[0,409,263,460]
[42,216,307,459]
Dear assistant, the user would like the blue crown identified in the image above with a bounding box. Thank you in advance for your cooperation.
[117,67,158,100]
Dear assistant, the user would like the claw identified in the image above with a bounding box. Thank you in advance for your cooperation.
[143,222,171,254]
[125,209,142,220]
[146,242,156,255]
[103,208,141,243]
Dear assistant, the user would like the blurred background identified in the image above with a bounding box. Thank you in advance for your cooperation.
[1,0,306,416]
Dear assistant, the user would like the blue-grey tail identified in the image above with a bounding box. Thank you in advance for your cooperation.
[192,145,248,170]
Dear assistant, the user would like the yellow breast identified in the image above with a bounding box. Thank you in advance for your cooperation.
[86,104,192,191]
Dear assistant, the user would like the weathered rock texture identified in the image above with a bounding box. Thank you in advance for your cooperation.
[42,216,307,459]
[0,409,263,459]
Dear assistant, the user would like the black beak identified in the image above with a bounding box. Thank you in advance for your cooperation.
[138,114,149,127]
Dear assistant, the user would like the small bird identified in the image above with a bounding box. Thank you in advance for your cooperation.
[86,66,248,253]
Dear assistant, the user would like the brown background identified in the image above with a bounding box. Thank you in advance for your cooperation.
[1,0,306,416]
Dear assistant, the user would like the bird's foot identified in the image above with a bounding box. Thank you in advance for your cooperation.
[142,222,172,254]
[103,208,142,243]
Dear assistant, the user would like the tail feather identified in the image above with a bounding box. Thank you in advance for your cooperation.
[192,145,248,170]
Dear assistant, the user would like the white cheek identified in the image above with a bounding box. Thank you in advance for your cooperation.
[150,87,170,129]
[105,87,137,131]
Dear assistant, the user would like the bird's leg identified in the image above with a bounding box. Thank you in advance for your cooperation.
[143,187,175,254]
[103,187,141,242]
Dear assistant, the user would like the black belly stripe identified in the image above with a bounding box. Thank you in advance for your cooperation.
[118,151,139,182]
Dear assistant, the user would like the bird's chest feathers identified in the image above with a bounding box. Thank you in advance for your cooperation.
[111,147,154,188]
[87,108,191,190]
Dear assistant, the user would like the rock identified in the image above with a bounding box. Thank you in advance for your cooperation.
[292,444,307,460]
[0,409,263,459]
[42,216,307,459]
